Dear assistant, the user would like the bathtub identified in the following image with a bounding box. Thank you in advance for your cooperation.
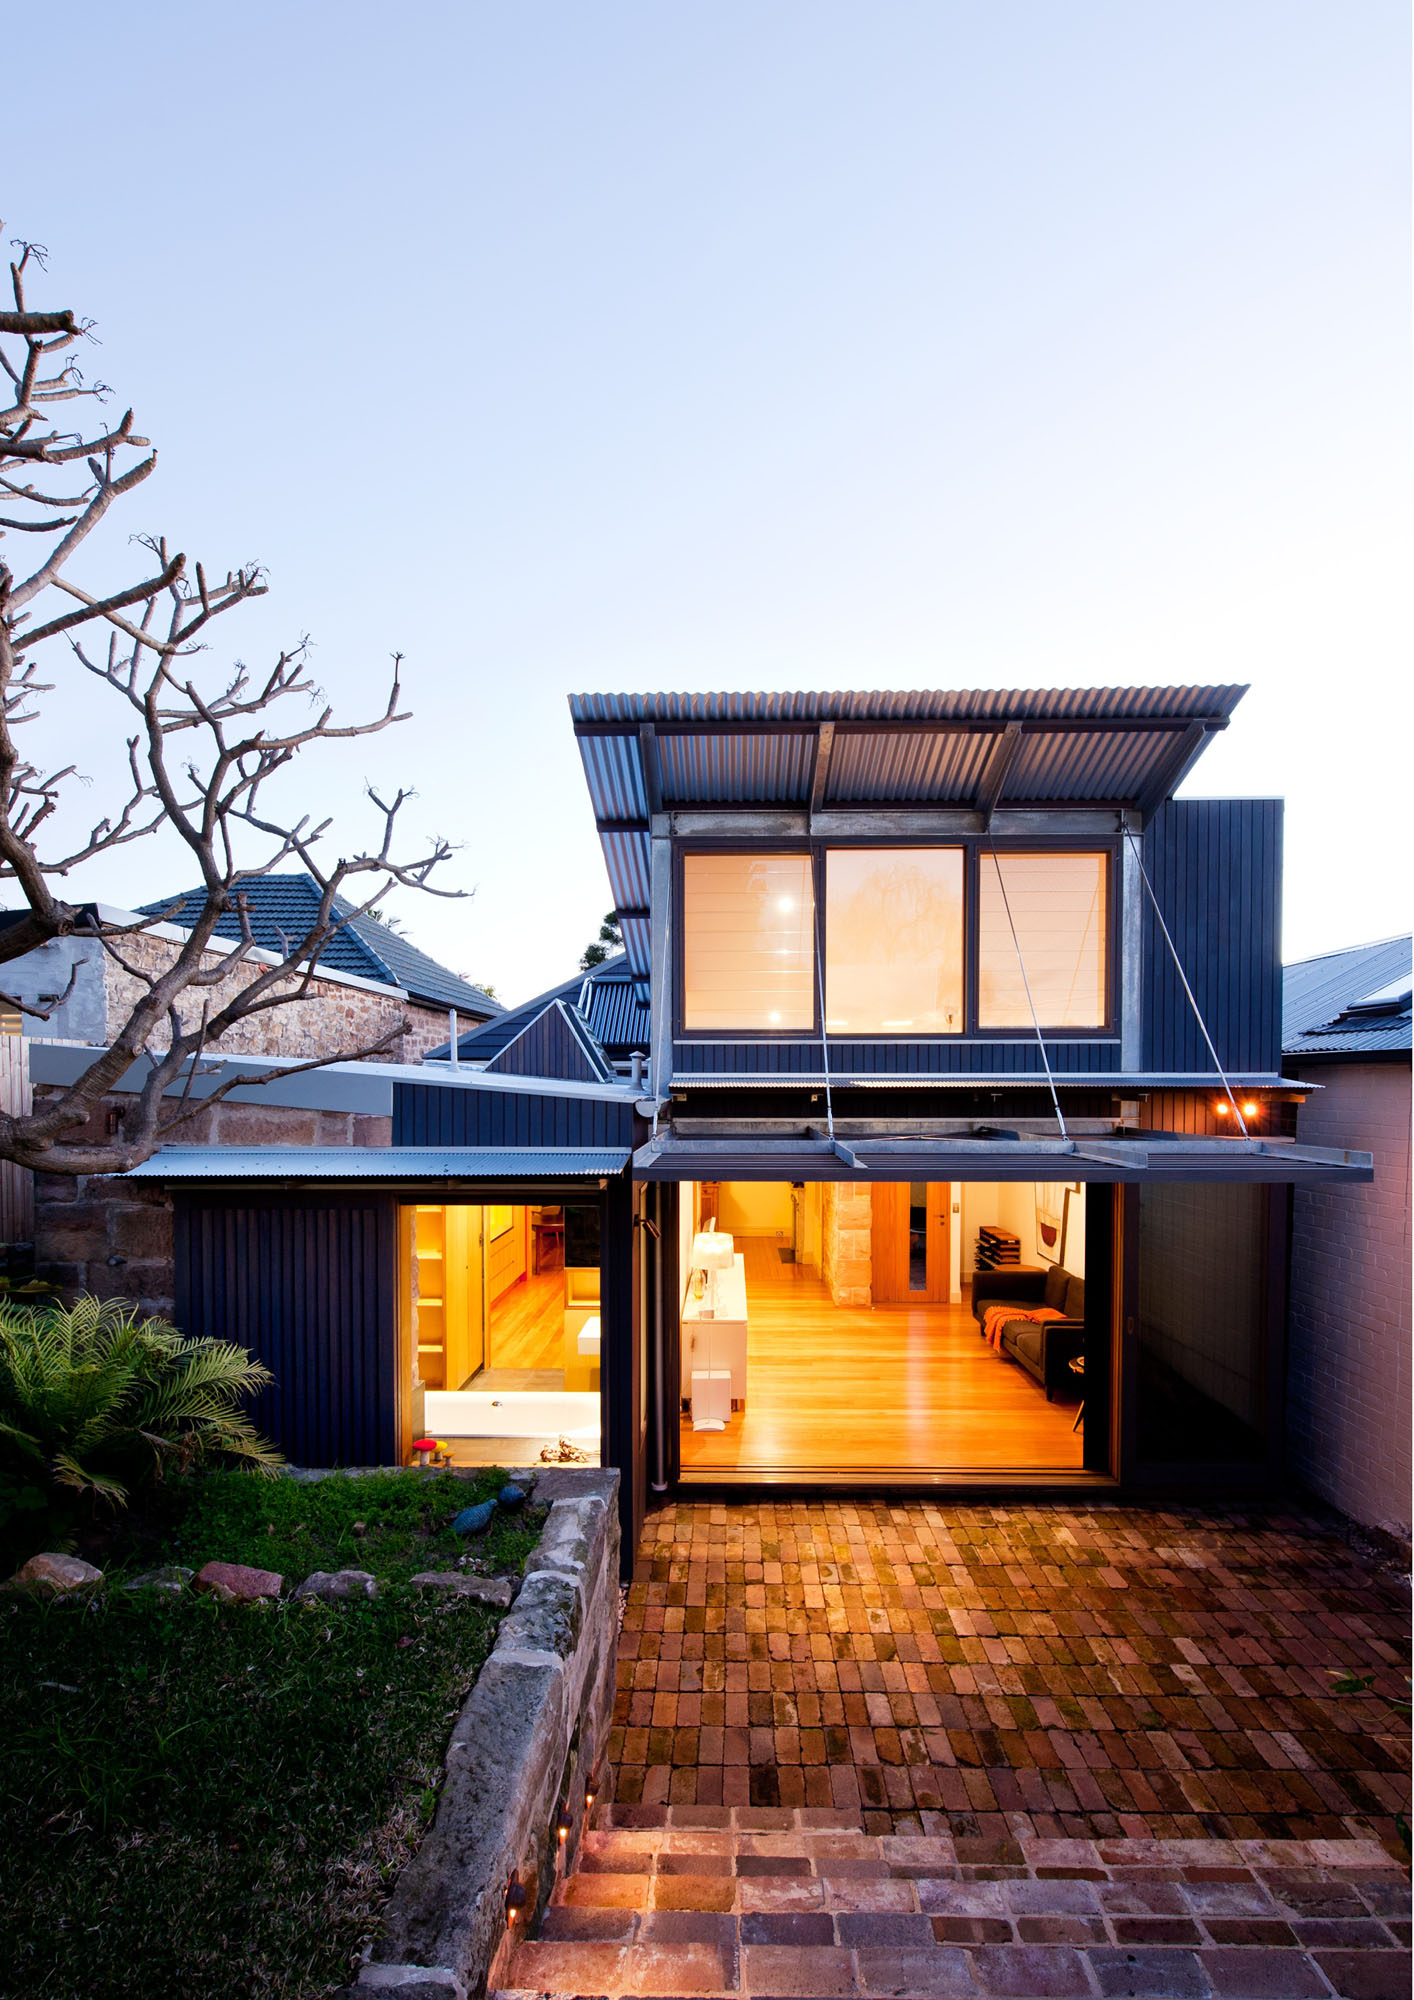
[422,1389,600,1444]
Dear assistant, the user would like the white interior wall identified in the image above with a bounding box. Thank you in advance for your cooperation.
[960,1181,1086,1280]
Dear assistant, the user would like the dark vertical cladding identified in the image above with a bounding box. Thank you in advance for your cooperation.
[175,1194,397,1466]
[1142,799,1282,1075]
[600,1170,640,1575]
[393,1082,636,1148]
[486,1004,608,1084]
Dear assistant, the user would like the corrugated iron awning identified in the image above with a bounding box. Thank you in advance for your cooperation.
[123,1146,631,1183]
[571,686,1247,979]
[631,1133,1370,1185]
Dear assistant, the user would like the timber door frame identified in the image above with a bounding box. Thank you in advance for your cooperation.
[871,1180,951,1304]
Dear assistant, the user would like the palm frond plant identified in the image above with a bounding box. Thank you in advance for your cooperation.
[0,1296,281,1541]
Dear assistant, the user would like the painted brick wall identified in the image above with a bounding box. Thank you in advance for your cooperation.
[1287,1061,1411,1543]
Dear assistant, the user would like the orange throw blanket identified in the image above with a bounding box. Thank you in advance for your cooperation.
[981,1302,1066,1351]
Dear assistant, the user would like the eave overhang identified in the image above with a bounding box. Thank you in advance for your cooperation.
[631,1133,1369,1185]
[121,1146,631,1187]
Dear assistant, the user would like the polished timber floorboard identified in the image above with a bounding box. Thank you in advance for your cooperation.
[680,1239,1085,1477]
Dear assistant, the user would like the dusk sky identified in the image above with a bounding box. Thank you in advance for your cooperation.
[6,3,1408,1004]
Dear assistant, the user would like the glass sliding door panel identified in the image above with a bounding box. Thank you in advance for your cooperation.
[1135,1182,1268,1463]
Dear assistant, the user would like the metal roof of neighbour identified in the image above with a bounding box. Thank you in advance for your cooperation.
[428,953,649,1063]
[570,686,1247,979]
[123,1146,629,1181]
[143,875,502,1018]
[1283,936,1412,1059]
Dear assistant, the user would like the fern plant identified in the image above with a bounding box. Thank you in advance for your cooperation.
[0,1295,282,1518]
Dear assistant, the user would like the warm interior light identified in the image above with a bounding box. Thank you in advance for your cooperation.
[768,1010,782,1025]
[777,896,795,912]
[1214,1102,1230,1117]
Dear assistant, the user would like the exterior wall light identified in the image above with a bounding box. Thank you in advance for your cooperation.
[505,1871,528,1922]
[1214,1102,1230,1118]
[1241,1100,1258,1119]
[557,1808,574,1843]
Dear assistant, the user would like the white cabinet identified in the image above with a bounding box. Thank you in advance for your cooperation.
[681,1251,749,1408]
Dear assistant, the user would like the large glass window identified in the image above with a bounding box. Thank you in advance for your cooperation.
[682,852,814,1030]
[825,847,964,1035]
[978,851,1108,1029]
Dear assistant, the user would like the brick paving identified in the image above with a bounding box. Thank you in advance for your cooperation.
[502,1814,1411,1998]
[613,1499,1409,1851]
[500,1498,1410,1999]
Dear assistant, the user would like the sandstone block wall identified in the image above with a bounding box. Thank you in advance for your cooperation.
[823,1182,873,1307]
[1286,1061,1411,1547]
[30,1085,392,1318]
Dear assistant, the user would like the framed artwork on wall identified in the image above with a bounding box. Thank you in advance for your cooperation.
[1034,1184,1069,1266]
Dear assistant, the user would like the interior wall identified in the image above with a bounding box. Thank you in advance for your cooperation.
[716,1180,793,1237]
[679,1180,698,1316]
[961,1181,1087,1280]
[800,1181,824,1272]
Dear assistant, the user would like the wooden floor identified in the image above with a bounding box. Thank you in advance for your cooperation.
[453,1264,565,1384]
[680,1239,1085,1476]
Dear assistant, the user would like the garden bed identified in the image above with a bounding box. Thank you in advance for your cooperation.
[0,1467,542,2000]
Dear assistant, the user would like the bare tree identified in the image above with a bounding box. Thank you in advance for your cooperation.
[0,233,455,1175]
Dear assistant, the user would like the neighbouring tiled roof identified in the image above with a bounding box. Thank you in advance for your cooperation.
[1283,935,1411,1059]
[143,875,502,1018]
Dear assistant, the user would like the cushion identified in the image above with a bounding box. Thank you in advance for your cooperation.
[1008,1325,1046,1368]
[1044,1267,1070,1311]
[1064,1276,1086,1321]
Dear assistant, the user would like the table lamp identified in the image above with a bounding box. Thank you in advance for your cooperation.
[692,1230,734,1318]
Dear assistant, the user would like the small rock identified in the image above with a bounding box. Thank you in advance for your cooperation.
[451,1501,495,1536]
[497,1483,526,1511]
[123,1566,194,1597]
[410,1570,516,1608]
[293,1569,378,1603]
[351,1521,367,1538]
[192,1560,283,1604]
[4,1553,103,1596]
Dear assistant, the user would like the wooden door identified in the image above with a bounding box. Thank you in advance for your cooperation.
[871,1182,951,1304]
[443,1205,484,1389]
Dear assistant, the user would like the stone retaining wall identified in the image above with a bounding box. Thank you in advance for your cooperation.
[339,1467,620,2000]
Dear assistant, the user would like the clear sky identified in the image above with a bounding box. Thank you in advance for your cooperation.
[5,3,1409,1004]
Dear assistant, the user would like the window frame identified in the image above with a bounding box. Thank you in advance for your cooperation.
[673,835,1119,1041]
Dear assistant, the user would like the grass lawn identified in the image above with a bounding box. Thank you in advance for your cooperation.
[0,1468,543,2000]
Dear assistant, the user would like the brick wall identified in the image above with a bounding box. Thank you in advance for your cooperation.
[1287,1060,1411,1544]
[31,1087,392,1319]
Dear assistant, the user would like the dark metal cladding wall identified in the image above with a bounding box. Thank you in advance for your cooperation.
[174,1195,397,1467]
[393,1083,637,1148]
[672,1039,1122,1075]
[486,1007,602,1084]
[1142,800,1283,1075]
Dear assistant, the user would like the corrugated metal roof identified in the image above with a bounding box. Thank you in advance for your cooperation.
[669,1071,1291,1089]
[144,875,503,1017]
[570,686,1246,727]
[428,953,646,1062]
[571,687,1247,979]
[124,1146,629,1180]
[1283,936,1412,1058]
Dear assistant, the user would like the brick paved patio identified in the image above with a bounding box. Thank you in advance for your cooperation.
[611,1498,1410,1853]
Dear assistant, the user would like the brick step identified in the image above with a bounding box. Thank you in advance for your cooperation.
[498,1816,1409,1999]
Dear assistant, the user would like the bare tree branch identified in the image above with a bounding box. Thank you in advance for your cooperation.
[0,223,461,1176]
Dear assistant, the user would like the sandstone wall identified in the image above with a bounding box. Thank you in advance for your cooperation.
[30,1085,392,1318]
[823,1182,873,1307]
[102,930,424,1063]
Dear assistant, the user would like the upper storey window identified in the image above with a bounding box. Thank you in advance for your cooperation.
[825,848,964,1035]
[682,852,814,1030]
[978,851,1108,1028]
